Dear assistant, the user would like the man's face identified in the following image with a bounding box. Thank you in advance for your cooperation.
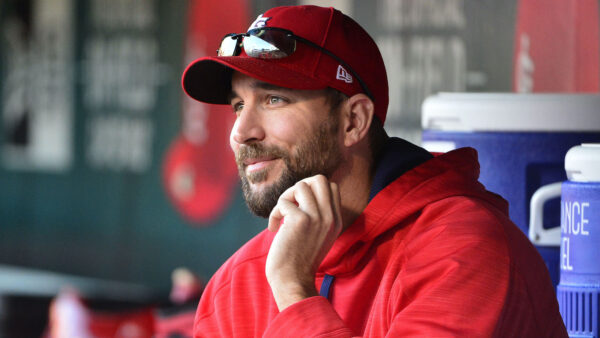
[229,72,343,217]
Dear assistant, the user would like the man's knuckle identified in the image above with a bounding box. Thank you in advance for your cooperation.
[297,212,310,224]
[315,174,327,183]
[295,181,309,190]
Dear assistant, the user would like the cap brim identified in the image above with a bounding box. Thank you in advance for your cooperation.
[182,56,329,105]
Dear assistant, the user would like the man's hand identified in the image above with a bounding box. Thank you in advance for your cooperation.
[266,174,343,311]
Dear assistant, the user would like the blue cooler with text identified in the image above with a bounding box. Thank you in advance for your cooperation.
[421,94,600,286]
[529,144,600,336]
[559,145,600,337]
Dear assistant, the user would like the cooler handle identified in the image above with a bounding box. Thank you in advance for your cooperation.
[529,182,562,246]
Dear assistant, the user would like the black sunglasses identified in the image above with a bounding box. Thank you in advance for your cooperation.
[217,27,374,100]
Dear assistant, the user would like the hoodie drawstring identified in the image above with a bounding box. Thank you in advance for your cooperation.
[319,274,335,300]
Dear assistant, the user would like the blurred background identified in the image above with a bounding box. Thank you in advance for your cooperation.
[0,0,598,336]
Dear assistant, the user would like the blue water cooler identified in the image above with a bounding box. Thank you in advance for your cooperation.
[530,144,600,337]
[421,93,600,287]
[559,145,600,337]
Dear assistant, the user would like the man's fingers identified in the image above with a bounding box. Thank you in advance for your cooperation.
[268,174,341,235]
[302,175,335,227]
[268,199,300,232]
[291,181,320,216]
[268,204,284,232]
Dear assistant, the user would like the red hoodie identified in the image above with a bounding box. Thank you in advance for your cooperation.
[193,148,567,337]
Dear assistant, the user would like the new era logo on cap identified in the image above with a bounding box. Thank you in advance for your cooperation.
[336,65,353,84]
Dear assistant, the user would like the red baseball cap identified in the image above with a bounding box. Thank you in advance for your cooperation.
[182,5,389,123]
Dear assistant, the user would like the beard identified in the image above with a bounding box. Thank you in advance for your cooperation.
[235,117,342,218]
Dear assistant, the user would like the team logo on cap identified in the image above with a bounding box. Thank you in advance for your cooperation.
[336,65,353,84]
[249,14,270,30]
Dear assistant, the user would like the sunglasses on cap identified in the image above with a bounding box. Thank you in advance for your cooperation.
[217,27,374,100]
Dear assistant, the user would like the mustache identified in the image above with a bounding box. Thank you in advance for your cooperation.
[235,143,289,167]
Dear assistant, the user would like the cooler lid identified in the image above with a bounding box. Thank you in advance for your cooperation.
[565,143,600,182]
[421,93,600,132]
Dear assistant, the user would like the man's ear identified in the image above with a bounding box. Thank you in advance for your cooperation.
[341,93,374,147]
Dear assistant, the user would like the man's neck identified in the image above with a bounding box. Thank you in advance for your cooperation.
[333,151,374,231]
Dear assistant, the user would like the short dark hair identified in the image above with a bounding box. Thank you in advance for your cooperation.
[367,116,388,162]
[324,88,389,165]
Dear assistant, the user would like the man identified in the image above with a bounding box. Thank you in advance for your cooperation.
[182,5,567,337]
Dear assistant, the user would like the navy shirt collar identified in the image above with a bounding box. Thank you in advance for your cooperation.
[368,137,433,201]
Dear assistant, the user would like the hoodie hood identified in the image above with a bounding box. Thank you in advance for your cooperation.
[318,146,508,275]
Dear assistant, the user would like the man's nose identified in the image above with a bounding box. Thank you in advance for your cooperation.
[231,105,265,145]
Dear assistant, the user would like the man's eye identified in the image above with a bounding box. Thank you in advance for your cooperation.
[232,102,244,114]
[268,96,285,105]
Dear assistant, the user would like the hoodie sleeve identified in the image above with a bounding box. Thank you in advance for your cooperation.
[386,214,512,336]
[263,296,355,337]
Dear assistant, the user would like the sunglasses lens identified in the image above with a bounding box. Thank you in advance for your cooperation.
[244,29,296,59]
[218,35,239,56]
